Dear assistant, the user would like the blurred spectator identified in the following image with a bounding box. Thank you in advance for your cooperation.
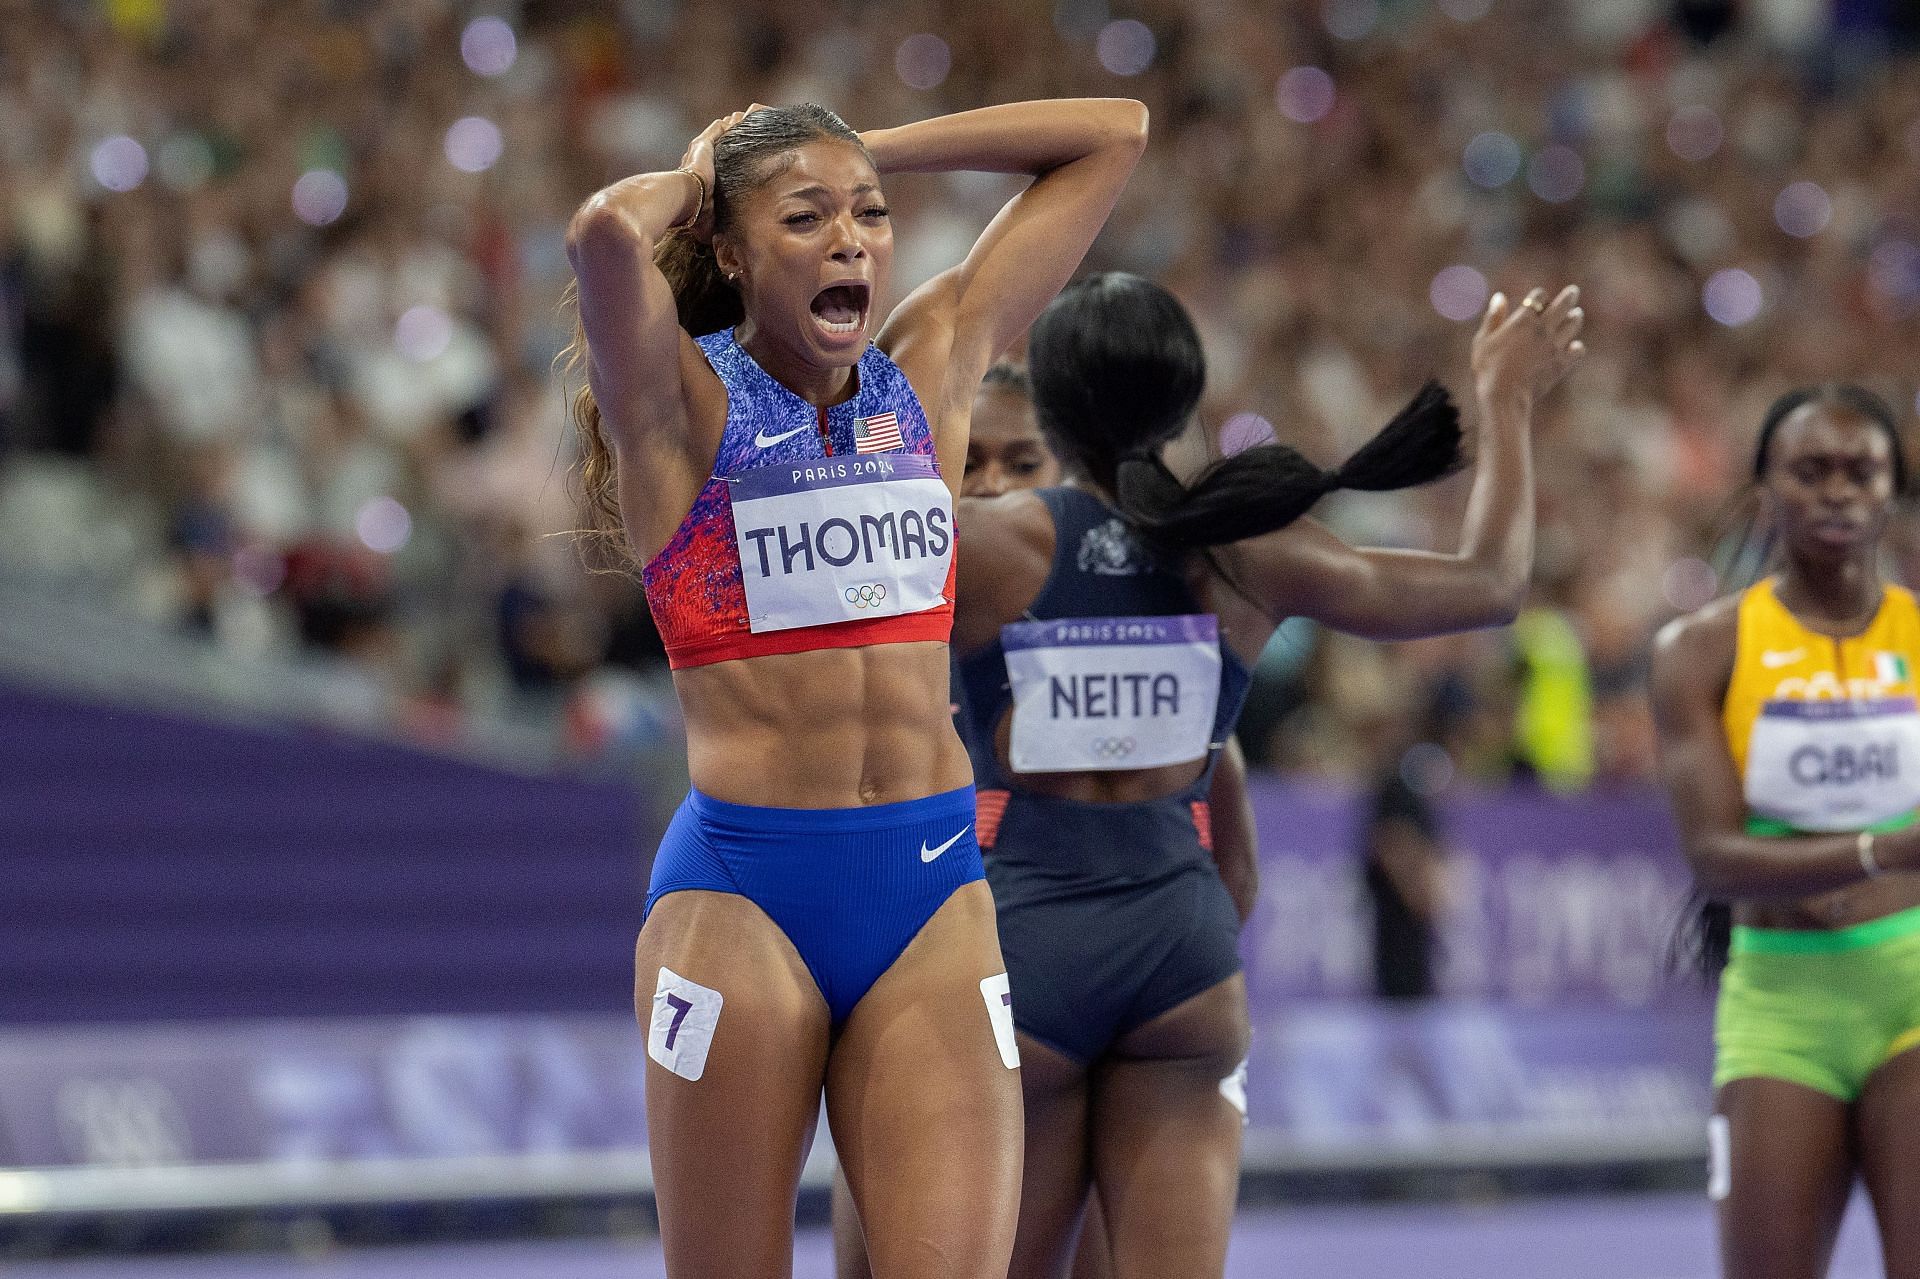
[1510,605,1597,793]
[1358,716,1450,1002]
[0,0,1915,774]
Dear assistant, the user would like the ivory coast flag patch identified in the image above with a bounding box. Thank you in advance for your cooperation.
[1877,652,1909,686]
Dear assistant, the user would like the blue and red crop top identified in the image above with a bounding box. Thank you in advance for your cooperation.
[641,329,957,670]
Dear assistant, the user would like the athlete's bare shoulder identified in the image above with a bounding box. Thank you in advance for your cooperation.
[1654,592,1741,658]
[1651,591,1742,708]
[953,489,1055,654]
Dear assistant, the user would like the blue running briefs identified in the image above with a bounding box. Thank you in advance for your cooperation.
[644,785,984,1024]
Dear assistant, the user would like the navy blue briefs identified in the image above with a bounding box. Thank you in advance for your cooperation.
[645,785,985,1024]
[983,789,1242,1065]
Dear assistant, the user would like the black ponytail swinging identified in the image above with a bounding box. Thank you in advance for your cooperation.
[1674,382,1910,978]
[1028,273,1464,554]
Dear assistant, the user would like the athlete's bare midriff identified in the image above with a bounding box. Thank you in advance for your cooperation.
[674,640,972,808]
[1736,875,1920,933]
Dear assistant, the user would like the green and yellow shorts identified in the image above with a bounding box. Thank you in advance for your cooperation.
[1715,904,1920,1102]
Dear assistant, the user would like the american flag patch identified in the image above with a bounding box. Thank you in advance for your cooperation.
[854,411,903,453]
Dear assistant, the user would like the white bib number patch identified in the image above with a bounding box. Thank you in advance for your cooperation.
[648,967,723,1082]
[980,973,1019,1070]
[729,455,953,635]
[1002,615,1222,773]
[1707,1114,1731,1201]
[1219,1056,1250,1121]
[1744,697,1920,831]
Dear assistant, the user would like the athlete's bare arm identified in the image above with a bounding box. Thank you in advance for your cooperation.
[1205,738,1259,924]
[951,490,1054,654]
[1227,286,1583,643]
[1652,602,1920,897]
[870,99,1149,470]
[564,113,738,560]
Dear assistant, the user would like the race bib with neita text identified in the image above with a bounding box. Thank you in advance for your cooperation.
[1003,614,1222,773]
[729,454,953,634]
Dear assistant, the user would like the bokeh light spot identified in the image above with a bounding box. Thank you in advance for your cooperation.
[90,136,148,192]
[1667,105,1723,162]
[1773,181,1831,238]
[1463,132,1522,189]
[1526,144,1585,203]
[444,116,504,173]
[1095,19,1155,75]
[1276,66,1336,124]
[1221,413,1276,456]
[460,17,517,77]
[1702,268,1763,327]
[894,33,952,90]
[232,545,287,597]
[1430,265,1489,322]
[1662,557,1719,612]
[1869,239,1920,305]
[394,305,453,362]
[291,169,349,226]
[356,498,412,555]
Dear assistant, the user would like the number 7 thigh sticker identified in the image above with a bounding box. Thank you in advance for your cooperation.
[649,967,723,1082]
[981,973,1019,1070]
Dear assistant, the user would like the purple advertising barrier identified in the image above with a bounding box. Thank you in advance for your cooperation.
[1241,1001,1713,1165]
[0,1005,1711,1178]
[0,682,650,1025]
[0,1016,648,1171]
[1241,778,1701,1008]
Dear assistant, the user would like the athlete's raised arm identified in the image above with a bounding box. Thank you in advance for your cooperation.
[1233,286,1584,641]
[871,99,1149,415]
[565,111,744,452]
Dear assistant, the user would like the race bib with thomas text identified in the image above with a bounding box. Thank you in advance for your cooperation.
[729,454,953,634]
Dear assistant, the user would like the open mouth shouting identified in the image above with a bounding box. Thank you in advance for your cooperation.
[810,280,871,343]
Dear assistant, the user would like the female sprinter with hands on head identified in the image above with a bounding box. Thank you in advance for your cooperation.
[828,362,1264,1279]
[1652,386,1920,1279]
[951,276,1582,1278]
[563,98,1147,1277]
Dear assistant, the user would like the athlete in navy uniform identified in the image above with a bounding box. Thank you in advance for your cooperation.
[829,363,1262,1279]
[952,273,1583,1277]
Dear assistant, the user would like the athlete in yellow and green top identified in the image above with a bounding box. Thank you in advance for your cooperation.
[1653,384,1920,1279]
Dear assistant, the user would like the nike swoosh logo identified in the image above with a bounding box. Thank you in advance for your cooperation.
[920,826,971,863]
[754,424,809,448]
[1761,649,1807,669]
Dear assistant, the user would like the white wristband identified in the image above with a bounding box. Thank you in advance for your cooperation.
[1859,830,1884,879]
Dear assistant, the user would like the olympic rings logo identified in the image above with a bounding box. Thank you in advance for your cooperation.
[845,583,889,607]
[1092,737,1137,760]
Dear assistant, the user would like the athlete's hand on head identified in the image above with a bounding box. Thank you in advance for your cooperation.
[676,108,758,240]
[1471,284,1585,406]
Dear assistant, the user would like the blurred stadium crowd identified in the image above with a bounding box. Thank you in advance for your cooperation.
[2,0,1917,785]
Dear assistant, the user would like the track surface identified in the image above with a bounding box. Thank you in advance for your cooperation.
[2,1193,1887,1277]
